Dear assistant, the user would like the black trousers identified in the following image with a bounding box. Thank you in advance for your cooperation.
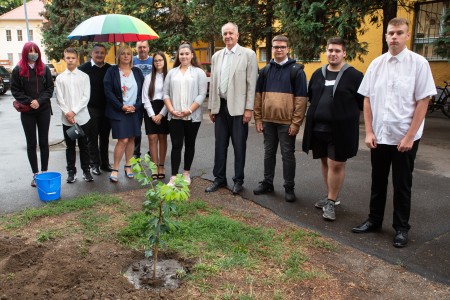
[133,111,144,157]
[87,108,111,168]
[168,119,201,176]
[63,124,90,173]
[368,140,420,231]
[213,99,248,184]
[20,108,51,174]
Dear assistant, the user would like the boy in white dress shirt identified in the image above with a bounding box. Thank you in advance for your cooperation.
[56,48,92,183]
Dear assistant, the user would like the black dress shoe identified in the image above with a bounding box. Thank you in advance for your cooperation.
[100,164,113,172]
[352,220,381,233]
[92,166,101,176]
[232,182,243,194]
[253,181,274,195]
[393,230,408,248]
[205,181,227,193]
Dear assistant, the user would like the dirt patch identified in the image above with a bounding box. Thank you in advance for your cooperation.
[0,178,449,299]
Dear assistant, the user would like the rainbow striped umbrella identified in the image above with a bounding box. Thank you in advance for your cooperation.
[68,14,159,42]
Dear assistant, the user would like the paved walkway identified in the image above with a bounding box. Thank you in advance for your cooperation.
[0,92,449,284]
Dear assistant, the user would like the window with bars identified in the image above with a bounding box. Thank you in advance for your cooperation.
[29,30,33,41]
[6,30,11,41]
[413,1,449,60]
[7,53,13,66]
[259,47,267,62]
[17,29,23,41]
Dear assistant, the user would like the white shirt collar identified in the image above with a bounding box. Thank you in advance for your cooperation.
[275,57,288,65]
[64,68,80,75]
[225,44,238,54]
[387,47,408,62]
[91,59,105,67]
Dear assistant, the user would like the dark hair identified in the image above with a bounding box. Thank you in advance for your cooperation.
[272,35,289,46]
[136,40,149,48]
[64,47,78,55]
[148,51,168,100]
[92,44,106,51]
[173,41,201,68]
[327,37,346,51]
[18,42,45,77]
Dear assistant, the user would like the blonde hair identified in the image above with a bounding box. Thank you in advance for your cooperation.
[388,17,409,30]
[116,45,133,67]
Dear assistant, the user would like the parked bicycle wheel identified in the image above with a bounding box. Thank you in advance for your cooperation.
[441,95,450,118]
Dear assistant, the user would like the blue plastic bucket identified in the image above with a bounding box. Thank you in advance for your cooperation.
[35,172,62,202]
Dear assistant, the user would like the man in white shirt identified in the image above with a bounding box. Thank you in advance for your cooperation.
[352,18,437,248]
[56,48,92,183]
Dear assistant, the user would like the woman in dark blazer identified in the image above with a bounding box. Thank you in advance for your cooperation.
[104,45,145,182]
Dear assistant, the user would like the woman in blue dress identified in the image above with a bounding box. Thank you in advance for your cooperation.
[104,45,145,182]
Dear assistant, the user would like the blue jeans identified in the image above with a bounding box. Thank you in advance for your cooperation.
[262,122,296,188]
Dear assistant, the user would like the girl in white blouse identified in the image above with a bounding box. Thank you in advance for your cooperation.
[163,42,207,186]
[142,52,169,179]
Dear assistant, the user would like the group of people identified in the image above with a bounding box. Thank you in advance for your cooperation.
[12,18,436,248]
[12,39,207,187]
[203,19,435,249]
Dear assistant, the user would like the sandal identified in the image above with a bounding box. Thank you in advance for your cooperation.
[157,164,166,179]
[124,165,134,179]
[109,169,119,183]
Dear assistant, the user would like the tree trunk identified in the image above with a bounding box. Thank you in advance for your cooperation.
[209,38,215,61]
[265,4,274,64]
[382,0,398,54]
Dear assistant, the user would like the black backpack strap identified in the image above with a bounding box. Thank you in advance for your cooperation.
[260,64,271,78]
[259,64,271,92]
[290,63,304,90]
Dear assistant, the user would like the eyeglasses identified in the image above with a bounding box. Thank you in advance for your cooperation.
[272,46,287,50]
[154,59,164,63]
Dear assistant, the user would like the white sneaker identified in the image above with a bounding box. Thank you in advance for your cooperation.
[183,173,191,185]
[167,176,176,187]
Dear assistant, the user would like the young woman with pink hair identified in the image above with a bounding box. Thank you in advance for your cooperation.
[11,42,54,187]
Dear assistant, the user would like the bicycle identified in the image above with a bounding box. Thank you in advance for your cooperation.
[428,80,450,118]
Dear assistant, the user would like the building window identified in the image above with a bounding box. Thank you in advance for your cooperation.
[29,30,33,41]
[259,47,267,62]
[17,29,23,41]
[413,1,449,61]
[6,30,11,41]
[7,53,13,66]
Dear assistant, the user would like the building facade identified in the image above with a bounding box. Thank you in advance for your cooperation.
[0,0,48,68]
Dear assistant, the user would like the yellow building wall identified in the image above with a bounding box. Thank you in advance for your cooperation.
[256,3,448,82]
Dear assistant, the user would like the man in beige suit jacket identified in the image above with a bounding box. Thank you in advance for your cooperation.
[206,22,258,194]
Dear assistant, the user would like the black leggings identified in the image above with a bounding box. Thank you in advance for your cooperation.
[168,119,201,175]
[20,109,51,174]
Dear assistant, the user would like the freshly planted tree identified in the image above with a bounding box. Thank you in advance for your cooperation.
[130,155,190,279]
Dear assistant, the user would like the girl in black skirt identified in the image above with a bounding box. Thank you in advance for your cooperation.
[141,52,169,179]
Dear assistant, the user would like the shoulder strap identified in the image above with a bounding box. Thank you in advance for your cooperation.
[259,64,271,92]
[260,64,271,78]
[290,63,304,90]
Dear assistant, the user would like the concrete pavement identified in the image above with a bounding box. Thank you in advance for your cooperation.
[1,91,449,284]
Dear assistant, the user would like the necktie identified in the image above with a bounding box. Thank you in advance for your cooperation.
[220,51,233,94]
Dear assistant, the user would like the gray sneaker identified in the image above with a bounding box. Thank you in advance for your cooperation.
[315,196,340,208]
[322,200,336,221]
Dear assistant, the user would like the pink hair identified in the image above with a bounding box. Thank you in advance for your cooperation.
[18,42,45,77]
